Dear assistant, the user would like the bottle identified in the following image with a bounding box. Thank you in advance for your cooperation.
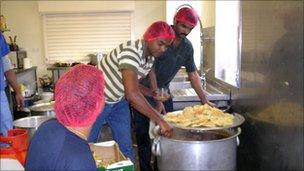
[19,84,26,97]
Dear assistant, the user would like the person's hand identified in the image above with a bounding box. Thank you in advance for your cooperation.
[155,101,167,115]
[15,93,24,111]
[153,88,170,102]
[152,89,158,99]
[158,119,173,137]
[206,101,216,108]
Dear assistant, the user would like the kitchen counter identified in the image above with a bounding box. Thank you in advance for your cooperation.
[171,84,229,101]
[169,81,230,110]
[13,66,37,74]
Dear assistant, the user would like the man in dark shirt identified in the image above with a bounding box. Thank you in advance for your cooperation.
[132,7,214,171]
[25,64,105,170]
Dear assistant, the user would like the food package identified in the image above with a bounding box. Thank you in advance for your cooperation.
[90,141,134,171]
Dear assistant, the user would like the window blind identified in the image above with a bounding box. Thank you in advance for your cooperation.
[43,12,132,64]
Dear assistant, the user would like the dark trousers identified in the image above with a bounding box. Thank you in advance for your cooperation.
[132,97,173,171]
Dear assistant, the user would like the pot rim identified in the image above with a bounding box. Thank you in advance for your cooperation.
[160,127,242,143]
[167,112,245,131]
[13,116,55,129]
[29,101,54,112]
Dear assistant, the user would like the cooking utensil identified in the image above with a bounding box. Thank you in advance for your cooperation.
[13,116,54,138]
[39,75,52,87]
[29,101,55,116]
[152,127,241,170]
[8,35,19,51]
[8,36,13,44]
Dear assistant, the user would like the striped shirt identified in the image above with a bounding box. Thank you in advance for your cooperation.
[100,39,155,103]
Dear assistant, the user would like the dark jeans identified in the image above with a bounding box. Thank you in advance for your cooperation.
[132,97,173,171]
[88,99,134,161]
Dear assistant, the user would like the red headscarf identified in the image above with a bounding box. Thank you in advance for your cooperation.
[55,64,105,127]
[174,7,199,27]
[143,21,175,42]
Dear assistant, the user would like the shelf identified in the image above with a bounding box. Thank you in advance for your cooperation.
[13,66,37,74]
[47,66,70,70]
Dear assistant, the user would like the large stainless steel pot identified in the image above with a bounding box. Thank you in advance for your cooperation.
[29,101,55,116]
[152,128,241,171]
[13,116,54,138]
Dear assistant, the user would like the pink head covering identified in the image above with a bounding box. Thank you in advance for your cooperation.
[143,21,175,42]
[174,7,199,27]
[54,64,105,127]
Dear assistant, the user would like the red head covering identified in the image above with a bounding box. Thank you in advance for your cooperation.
[143,21,175,42]
[174,7,199,27]
[55,64,105,127]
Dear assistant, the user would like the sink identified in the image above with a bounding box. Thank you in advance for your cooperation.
[169,77,230,109]
[169,81,222,94]
[169,81,229,102]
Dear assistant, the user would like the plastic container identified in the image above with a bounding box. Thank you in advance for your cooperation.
[0,158,24,170]
[19,84,26,97]
[0,129,29,166]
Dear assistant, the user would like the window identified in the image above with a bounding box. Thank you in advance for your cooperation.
[215,1,241,87]
[43,12,132,64]
[166,0,202,69]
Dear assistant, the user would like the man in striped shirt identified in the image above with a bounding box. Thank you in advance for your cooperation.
[88,21,175,161]
[133,8,215,171]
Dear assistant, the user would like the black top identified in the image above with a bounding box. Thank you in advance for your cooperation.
[25,119,97,170]
[141,37,197,89]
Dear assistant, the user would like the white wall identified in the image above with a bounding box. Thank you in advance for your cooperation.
[38,1,135,13]
[1,0,214,79]
[1,1,46,77]
[134,1,165,39]
[202,1,215,28]
[0,0,165,79]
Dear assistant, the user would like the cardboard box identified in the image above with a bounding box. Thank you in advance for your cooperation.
[90,141,134,171]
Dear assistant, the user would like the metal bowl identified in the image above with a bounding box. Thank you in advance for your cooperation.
[29,101,55,116]
[13,116,54,138]
[165,111,245,131]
